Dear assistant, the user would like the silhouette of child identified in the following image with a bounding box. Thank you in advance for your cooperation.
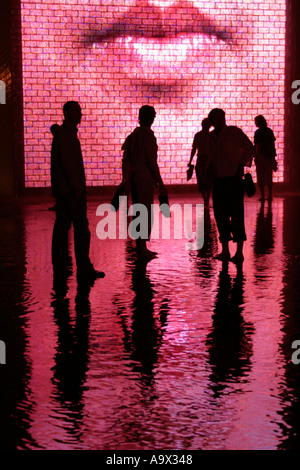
[254,115,277,202]
[188,118,213,206]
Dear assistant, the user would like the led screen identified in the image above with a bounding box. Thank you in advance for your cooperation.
[21,0,286,187]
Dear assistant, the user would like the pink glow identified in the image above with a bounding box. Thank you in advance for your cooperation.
[21,1,286,187]
[20,196,287,449]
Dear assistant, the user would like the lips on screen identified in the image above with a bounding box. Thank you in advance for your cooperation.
[21,1,286,186]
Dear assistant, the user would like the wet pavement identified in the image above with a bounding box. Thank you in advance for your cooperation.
[0,192,300,450]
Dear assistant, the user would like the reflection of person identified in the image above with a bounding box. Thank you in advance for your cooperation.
[208,108,253,264]
[206,262,253,398]
[254,115,277,202]
[122,105,167,260]
[188,118,212,207]
[51,101,105,284]
[20,1,285,188]
[51,290,91,409]
[253,202,275,256]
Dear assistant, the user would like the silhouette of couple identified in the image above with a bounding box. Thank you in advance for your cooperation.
[191,108,254,264]
[121,106,255,264]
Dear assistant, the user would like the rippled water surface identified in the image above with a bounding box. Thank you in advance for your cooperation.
[1,194,300,450]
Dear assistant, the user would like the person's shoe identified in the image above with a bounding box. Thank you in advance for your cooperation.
[138,249,158,261]
[53,266,72,279]
[230,254,244,264]
[214,252,230,261]
[77,268,105,284]
[91,270,105,279]
[53,270,69,298]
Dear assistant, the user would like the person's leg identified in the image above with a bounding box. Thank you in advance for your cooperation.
[265,159,273,201]
[267,186,273,201]
[52,197,72,274]
[259,186,265,201]
[202,190,210,207]
[256,160,265,201]
[230,177,247,263]
[206,188,211,206]
[232,241,244,262]
[71,193,104,280]
[131,178,156,258]
[196,164,210,206]
[218,240,230,260]
[212,178,231,259]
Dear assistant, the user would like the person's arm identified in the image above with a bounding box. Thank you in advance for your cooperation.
[254,129,262,160]
[188,135,197,166]
[121,134,132,194]
[145,134,167,195]
[189,147,196,166]
[59,134,86,196]
[239,129,254,167]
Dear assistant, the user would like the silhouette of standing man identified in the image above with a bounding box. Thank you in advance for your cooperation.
[208,108,253,264]
[51,101,105,284]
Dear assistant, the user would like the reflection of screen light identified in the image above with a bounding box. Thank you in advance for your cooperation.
[21,0,286,187]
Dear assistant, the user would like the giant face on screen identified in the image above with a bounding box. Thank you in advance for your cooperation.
[21,0,285,186]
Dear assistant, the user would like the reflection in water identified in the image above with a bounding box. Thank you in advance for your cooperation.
[51,285,92,442]
[0,203,33,450]
[253,201,275,255]
[129,259,163,379]
[193,206,218,272]
[207,262,254,399]
[1,195,300,449]
[278,198,300,450]
[114,242,169,387]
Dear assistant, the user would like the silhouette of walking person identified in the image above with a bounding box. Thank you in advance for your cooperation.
[188,117,213,207]
[121,105,167,260]
[254,115,278,202]
[51,101,105,286]
[208,108,253,264]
